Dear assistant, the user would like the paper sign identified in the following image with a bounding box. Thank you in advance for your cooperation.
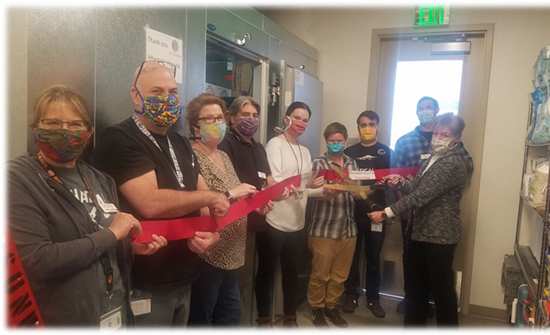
[349,169,376,181]
[145,27,183,84]
[8,236,44,327]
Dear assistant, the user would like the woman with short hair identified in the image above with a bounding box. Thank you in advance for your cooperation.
[8,85,167,327]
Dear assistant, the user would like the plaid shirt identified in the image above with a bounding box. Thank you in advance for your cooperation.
[308,154,358,239]
[392,126,432,168]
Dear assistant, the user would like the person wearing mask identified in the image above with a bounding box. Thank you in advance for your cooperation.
[392,96,439,314]
[93,61,229,326]
[185,93,269,326]
[9,85,167,327]
[255,101,324,327]
[342,111,392,318]
[219,96,290,326]
[307,122,358,328]
[369,113,473,326]
[219,96,278,229]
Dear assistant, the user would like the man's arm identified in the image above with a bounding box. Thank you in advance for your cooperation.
[119,170,224,219]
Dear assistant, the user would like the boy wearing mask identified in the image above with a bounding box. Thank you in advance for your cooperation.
[341,111,392,318]
[307,122,358,328]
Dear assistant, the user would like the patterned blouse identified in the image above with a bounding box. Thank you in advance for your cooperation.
[193,148,247,270]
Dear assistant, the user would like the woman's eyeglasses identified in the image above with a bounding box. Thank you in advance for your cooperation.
[40,119,88,131]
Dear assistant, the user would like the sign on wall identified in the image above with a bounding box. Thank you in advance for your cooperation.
[414,6,450,27]
[145,27,183,83]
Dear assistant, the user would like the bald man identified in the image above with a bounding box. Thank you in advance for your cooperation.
[93,61,230,326]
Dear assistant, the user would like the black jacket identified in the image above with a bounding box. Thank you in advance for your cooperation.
[8,155,133,326]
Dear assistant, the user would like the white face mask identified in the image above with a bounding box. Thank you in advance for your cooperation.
[431,136,454,154]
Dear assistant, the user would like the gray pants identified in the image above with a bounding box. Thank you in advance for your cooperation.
[133,284,191,327]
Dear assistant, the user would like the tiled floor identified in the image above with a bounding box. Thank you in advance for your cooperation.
[292,295,507,328]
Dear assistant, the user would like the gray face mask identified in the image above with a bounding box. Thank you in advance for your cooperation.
[431,136,454,154]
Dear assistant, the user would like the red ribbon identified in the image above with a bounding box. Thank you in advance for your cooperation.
[133,175,301,243]
[8,235,44,327]
[318,167,419,182]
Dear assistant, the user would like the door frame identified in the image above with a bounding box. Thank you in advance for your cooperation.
[366,24,495,316]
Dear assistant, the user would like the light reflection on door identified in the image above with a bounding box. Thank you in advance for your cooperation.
[390,59,464,148]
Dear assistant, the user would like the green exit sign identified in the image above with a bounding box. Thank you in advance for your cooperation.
[415,6,450,27]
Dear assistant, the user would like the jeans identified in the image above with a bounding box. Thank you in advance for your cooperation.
[188,261,241,326]
[405,241,458,326]
[344,219,386,302]
[255,224,303,318]
[133,284,191,326]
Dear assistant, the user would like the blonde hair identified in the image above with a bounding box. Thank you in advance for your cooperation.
[31,85,91,129]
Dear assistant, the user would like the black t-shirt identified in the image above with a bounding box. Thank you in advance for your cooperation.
[344,142,392,222]
[92,117,201,289]
[218,128,271,230]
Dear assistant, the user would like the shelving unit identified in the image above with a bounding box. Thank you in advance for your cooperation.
[513,144,550,328]
[512,47,550,328]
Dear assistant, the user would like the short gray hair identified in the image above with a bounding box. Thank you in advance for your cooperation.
[435,113,465,138]
[227,96,260,125]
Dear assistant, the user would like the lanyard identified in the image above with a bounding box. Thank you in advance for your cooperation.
[35,153,114,295]
[132,115,186,188]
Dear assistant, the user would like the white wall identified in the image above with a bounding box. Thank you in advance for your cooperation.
[264,7,550,310]
[8,9,28,159]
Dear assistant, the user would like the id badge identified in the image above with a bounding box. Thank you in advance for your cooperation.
[130,290,152,316]
[371,223,383,233]
[99,306,122,329]
[96,194,119,214]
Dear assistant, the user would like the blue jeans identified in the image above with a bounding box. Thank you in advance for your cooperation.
[188,261,241,326]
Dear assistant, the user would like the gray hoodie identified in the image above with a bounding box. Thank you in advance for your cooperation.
[8,155,133,326]
[390,143,474,245]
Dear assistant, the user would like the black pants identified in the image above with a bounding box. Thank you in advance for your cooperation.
[405,241,458,326]
[344,220,385,302]
[255,224,303,318]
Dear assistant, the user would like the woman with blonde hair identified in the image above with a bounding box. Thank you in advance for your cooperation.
[8,85,166,327]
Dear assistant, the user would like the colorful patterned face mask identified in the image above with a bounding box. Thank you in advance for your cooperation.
[136,91,182,127]
[199,122,227,146]
[235,117,259,137]
[33,128,91,163]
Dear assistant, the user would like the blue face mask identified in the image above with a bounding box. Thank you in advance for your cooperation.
[327,142,345,154]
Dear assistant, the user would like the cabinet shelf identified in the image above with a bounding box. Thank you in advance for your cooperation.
[515,245,540,296]
[527,142,550,148]
[520,195,547,220]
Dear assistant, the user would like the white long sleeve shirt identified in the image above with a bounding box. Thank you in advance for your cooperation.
[265,135,313,232]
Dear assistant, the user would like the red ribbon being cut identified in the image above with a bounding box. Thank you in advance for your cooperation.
[134,175,301,243]
[8,235,44,327]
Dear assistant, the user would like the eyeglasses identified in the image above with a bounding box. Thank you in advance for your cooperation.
[133,60,177,89]
[198,116,226,124]
[40,118,88,130]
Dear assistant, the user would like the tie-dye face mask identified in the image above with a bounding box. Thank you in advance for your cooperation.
[136,91,182,127]
[33,128,91,163]
[199,122,227,146]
